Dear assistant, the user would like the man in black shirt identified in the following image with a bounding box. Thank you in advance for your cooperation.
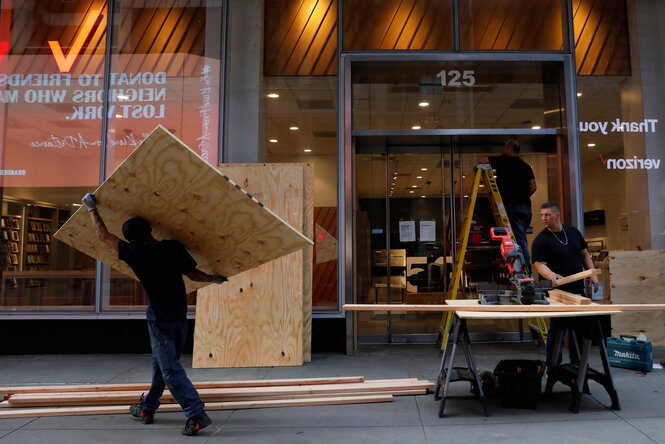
[480,139,537,269]
[531,202,599,372]
[82,193,226,436]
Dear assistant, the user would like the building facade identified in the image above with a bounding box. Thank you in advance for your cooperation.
[1,0,664,351]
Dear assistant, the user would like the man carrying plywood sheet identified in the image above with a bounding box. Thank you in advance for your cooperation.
[82,194,225,436]
[532,202,600,373]
[55,126,311,432]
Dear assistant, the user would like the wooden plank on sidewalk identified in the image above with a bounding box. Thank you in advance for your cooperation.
[0,376,365,396]
[8,380,434,407]
[0,394,395,419]
[54,126,312,293]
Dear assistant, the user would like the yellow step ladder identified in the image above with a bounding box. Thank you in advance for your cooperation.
[439,164,547,349]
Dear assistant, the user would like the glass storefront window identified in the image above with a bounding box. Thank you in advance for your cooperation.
[0,1,106,310]
[578,1,665,253]
[263,1,339,310]
[352,60,564,130]
[103,1,224,311]
[344,0,453,51]
[460,0,565,51]
[263,78,339,311]
[0,0,224,313]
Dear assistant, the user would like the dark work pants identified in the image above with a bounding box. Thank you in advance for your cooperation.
[506,204,532,271]
[141,320,204,418]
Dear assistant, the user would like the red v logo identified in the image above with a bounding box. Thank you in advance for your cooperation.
[48,9,102,73]
[0,41,7,65]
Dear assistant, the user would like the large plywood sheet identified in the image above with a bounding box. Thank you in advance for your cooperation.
[54,126,312,294]
[194,253,303,367]
[193,164,313,368]
[610,250,665,345]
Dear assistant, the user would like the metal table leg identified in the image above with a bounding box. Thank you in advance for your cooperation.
[438,315,461,417]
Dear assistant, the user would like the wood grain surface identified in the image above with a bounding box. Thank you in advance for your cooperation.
[7,380,432,406]
[553,269,600,287]
[0,376,364,396]
[54,127,312,294]
[193,163,313,368]
[343,301,657,313]
[610,250,665,344]
[302,164,314,361]
[548,289,592,305]
[0,395,394,419]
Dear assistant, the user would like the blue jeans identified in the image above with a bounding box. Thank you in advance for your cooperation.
[506,204,532,271]
[141,320,204,418]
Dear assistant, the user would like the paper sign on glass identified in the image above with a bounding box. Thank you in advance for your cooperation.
[420,220,436,242]
[399,221,416,242]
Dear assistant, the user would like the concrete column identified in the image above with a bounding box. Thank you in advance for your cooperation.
[633,0,665,249]
[621,0,651,250]
[223,0,267,164]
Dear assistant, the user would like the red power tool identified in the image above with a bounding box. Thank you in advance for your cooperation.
[485,226,547,305]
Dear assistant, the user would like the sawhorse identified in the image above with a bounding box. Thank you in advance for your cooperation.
[544,316,621,413]
[434,313,490,418]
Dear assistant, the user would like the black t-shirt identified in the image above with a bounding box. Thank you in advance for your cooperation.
[488,155,535,207]
[531,224,587,294]
[118,239,197,322]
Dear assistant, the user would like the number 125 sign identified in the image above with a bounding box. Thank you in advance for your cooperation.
[436,70,475,86]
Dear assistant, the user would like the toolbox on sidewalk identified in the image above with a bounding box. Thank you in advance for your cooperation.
[606,335,652,372]
[493,359,545,409]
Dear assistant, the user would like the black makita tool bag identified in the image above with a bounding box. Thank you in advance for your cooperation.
[606,335,652,372]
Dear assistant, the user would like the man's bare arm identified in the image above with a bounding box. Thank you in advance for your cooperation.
[528,179,537,196]
[581,248,600,292]
[89,209,121,254]
[534,261,564,283]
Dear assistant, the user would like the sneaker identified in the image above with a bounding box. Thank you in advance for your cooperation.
[129,395,154,425]
[182,411,212,436]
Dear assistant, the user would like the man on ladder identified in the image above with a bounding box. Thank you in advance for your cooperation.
[479,138,537,272]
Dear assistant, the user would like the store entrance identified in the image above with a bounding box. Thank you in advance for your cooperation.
[347,57,575,343]
[354,134,561,344]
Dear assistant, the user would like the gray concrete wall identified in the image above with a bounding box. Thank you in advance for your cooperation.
[223,0,267,164]
[635,0,665,250]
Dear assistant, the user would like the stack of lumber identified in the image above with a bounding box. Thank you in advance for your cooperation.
[0,376,433,419]
[547,289,592,305]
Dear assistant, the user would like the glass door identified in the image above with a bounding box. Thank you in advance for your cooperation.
[349,57,571,344]
[354,138,453,343]
[354,134,561,343]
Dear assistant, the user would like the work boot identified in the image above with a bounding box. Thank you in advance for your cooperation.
[182,411,212,436]
[129,394,154,424]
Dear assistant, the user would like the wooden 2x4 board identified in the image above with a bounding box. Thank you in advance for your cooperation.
[54,126,312,294]
[193,164,313,367]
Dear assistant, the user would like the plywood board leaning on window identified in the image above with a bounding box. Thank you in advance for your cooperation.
[609,250,665,345]
[193,164,313,367]
[54,126,312,294]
